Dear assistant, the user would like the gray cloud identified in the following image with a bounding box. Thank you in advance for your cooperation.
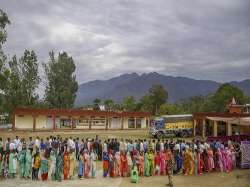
[1,0,250,85]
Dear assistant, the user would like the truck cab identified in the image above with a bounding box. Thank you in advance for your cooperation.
[149,115,193,138]
[149,118,175,138]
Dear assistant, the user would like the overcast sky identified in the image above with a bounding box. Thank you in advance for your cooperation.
[1,0,250,84]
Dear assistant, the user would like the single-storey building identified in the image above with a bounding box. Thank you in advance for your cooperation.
[193,98,250,138]
[12,108,151,131]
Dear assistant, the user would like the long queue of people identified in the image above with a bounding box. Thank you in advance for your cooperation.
[0,135,243,183]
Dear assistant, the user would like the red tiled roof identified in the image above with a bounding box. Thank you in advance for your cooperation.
[13,108,151,117]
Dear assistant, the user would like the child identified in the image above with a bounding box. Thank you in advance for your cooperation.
[32,151,40,180]
[40,151,49,181]
[130,165,139,183]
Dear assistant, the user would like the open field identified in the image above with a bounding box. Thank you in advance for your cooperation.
[0,129,152,140]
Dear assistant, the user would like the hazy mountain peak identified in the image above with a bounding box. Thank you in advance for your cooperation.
[75,72,250,106]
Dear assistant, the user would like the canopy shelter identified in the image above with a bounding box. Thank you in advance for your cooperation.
[206,117,250,126]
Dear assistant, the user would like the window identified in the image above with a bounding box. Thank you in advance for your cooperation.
[60,118,71,128]
[136,118,142,128]
[128,118,135,128]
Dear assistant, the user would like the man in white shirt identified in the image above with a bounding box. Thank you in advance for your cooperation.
[35,136,40,150]
[140,141,144,152]
[14,136,21,152]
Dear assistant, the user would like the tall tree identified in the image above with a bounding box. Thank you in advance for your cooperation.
[0,9,10,47]
[3,51,40,113]
[93,98,101,110]
[4,55,24,113]
[139,94,154,113]
[20,50,40,105]
[159,103,184,115]
[179,95,212,113]
[44,51,78,108]
[211,83,245,112]
[104,99,114,111]
[122,96,136,111]
[148,84,168,115]
[0,9,10,96]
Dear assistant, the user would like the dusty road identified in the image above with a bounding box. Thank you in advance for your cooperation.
[0,169,249,187]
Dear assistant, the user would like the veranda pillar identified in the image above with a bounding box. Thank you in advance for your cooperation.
[227,123,232,136]
[213,121,218,137]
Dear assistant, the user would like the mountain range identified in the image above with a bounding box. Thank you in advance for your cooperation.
[75,72,250,106]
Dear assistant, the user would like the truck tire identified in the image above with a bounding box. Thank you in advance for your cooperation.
[157,131,164,139]
[182,131,188,138]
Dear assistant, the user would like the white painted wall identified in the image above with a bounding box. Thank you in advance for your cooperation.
[110,117,122,129]
[46,117,54,129]
[141,118,147,128]
[15,115,33,129]
[123,117,129,129]
[36,115,47,129]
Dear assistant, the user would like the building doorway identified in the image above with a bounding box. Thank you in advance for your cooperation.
[217,121,226,136]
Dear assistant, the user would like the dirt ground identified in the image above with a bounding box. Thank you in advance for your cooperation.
[0,169,249,187]
[0,129,152,140]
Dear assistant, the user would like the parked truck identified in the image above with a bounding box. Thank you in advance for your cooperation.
[149,114,193,138]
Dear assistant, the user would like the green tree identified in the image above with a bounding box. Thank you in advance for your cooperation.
[113,103,122,111]
[211,83,245,112]
[148,84,168,115]
[244,96,250,103]
[122,96,136,111]
[180,95,212,113]
[93,98,101,110]
[139,94,154,113]
[104,99,114,111]
[159,103,184,115]
[44,51,78,108]
[3,51,40,113]
[20,50,40,105]
[4,55,24,113]
[0,9,10,46]
[0,9,10,100]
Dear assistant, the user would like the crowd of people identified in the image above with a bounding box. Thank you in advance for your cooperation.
[0,135,243,185]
